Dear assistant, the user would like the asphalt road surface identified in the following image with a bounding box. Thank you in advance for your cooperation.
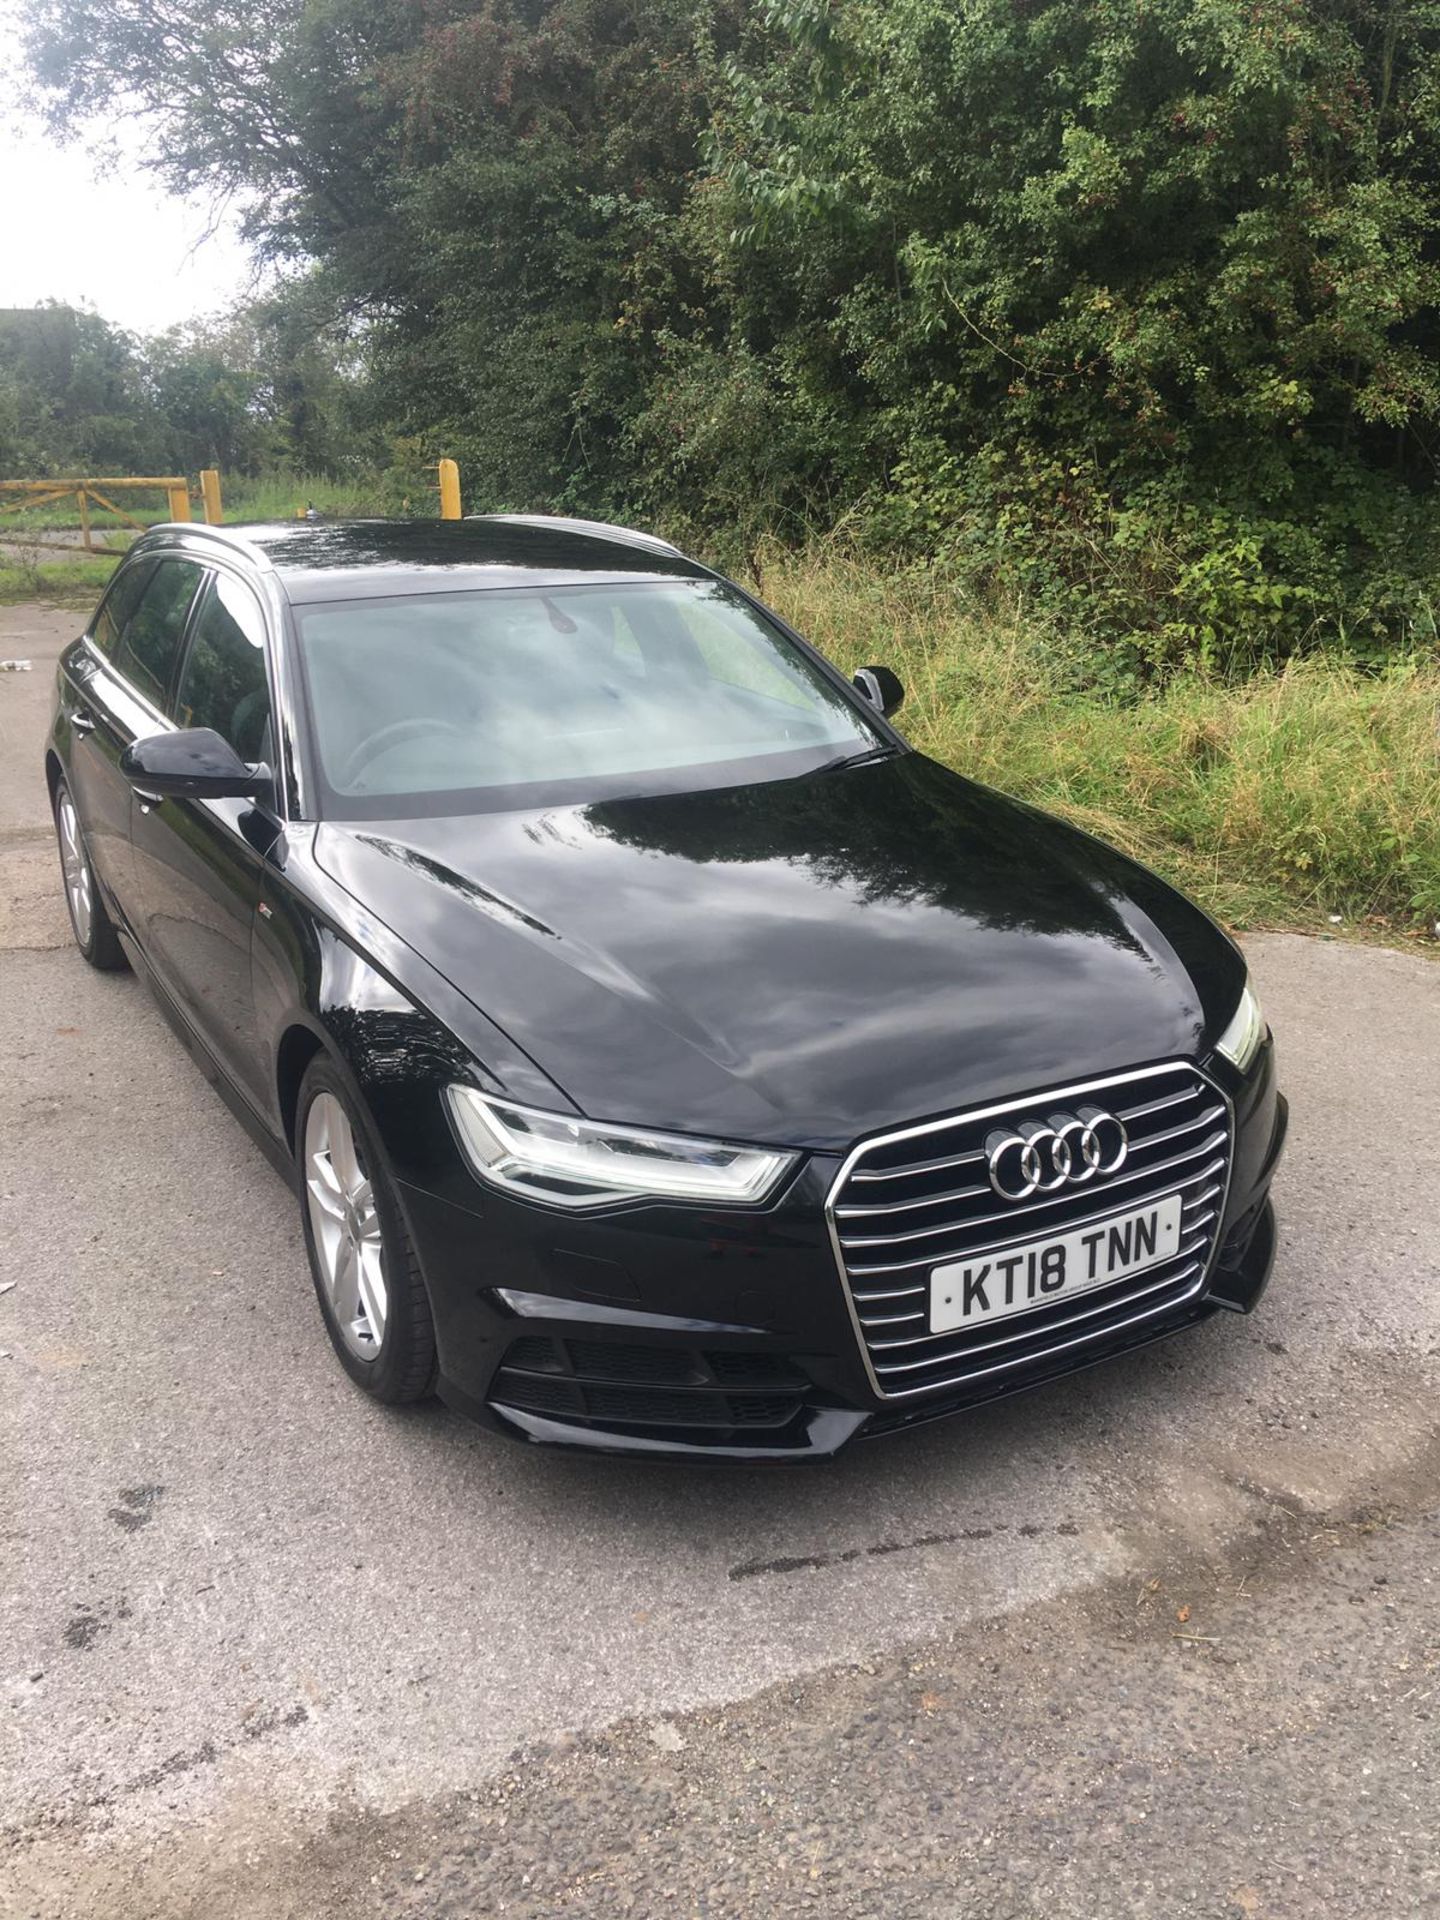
[3,603,1438,1919]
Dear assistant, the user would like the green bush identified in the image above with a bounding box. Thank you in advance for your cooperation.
[703,0,1440,680]
[866,442,1440,690]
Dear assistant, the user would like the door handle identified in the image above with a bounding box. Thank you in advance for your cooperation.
[71,710,96,734]
[131,785,166,810]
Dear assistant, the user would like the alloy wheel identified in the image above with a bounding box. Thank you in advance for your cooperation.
[304,1091,389,1359]
[56,786,93,949]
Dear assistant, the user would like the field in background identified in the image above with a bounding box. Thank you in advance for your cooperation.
[0,551,119,604]
[0,475,396,602]
[0,471,398,537]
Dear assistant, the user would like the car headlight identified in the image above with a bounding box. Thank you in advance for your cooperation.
[1215,979,1266,1072]
[445,1087,799,1209]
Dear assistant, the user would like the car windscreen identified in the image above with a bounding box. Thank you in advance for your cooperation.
[291,579,883,816]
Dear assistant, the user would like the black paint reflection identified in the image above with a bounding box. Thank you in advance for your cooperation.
[356,835,560,940]
[313,751,1237,1147]
[321,933,474,1089]
[247,518,701,582]
[585,754,1141,947]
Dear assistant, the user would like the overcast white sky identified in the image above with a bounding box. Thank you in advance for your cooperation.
[0,109,257,335]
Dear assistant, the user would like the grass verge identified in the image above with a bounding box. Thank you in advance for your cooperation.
[757,549,1440,938]
[0,553,118,606]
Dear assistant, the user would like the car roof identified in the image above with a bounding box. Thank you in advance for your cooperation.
[126,516,711,604]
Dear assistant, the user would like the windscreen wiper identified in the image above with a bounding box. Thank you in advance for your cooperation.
[818,744,899,774]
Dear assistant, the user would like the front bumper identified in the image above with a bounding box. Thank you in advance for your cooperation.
[401,1043,1287,1461]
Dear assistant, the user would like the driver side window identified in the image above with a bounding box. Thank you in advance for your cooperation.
[90,559,156,659]
[172,574,274,766]
[114,558,204,708]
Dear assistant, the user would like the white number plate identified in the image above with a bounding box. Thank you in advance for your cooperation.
[928,1193,1184,1335]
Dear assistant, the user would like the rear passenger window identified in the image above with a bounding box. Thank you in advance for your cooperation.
[173,575,273,764]
[90,560,156,659]
[114,559,205,708]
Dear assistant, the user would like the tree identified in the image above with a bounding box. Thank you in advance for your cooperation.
[696,0,1440,665]
[23,1,1440,669]
[710,0,1440,487]
[23,0,740,509]
[0,302,165,471]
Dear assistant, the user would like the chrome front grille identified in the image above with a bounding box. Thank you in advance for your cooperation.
[827,1062,1233,1402]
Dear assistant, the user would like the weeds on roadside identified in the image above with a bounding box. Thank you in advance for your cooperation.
[757,549,1440,935]
[0,538,117,606]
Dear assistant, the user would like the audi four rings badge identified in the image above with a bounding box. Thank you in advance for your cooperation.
[985,1105,1129,1200]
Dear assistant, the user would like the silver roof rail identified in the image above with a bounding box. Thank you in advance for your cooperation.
[130,521,277,570]
[467,513,685,559]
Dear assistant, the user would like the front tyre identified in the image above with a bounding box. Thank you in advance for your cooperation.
[53,776,127,971]
[297,1056,437,1404]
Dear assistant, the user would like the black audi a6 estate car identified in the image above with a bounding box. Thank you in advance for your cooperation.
[47,516,1286,1458]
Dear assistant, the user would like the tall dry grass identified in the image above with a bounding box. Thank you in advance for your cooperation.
[757,548,1440,932]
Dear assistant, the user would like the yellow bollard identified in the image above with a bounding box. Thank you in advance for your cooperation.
[167,484,191,523]
[200,469,223,525]
[437,458,462,520]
